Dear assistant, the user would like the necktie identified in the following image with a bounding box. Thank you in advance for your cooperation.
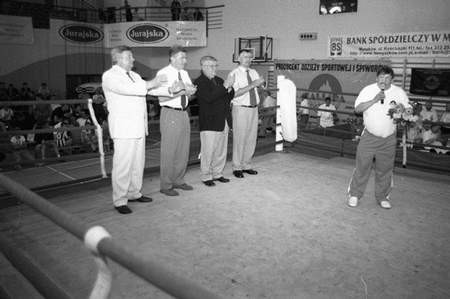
[246,70,257,106]
[126,72,135,82]
[178,72,187,109]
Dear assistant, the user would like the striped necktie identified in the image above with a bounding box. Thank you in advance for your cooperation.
[178,71,187,109]
[246,70,257,106]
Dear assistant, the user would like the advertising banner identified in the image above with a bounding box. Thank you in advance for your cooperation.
[329,31,450,58]
[0,15,34,45]
[104,21,207,48]
[50,19,104,47]
[274,60,389,112]
[410,68,450,96]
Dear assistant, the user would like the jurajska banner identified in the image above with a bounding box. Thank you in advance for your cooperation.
[103,21,207,48]
[328,30,450,58]
[274,60,389,112]
[0,15,34,45]
[51,19,104,47]
[50,20,206,48]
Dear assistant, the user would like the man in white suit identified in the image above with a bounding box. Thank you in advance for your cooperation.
[102,45,167,214]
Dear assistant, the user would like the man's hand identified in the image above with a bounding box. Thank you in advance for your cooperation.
[185,84,197,97]
[252,77,265,88]
[376,90,385,103]
[169,80,185,94]
[224,73,235,89]
[147,74,167,89]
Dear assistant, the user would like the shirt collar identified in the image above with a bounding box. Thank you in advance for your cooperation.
[113,64,129,74]
[238,65,249,72]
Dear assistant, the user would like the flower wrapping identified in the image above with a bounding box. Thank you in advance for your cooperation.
[387,101,418,127]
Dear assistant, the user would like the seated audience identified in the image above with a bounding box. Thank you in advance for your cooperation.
[298,93,310,128]
[420,101,438,122]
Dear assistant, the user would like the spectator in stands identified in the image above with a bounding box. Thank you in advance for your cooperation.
[193,8,204,21]
[194,55,235,187]
[180,7,193,20]
[0,105,14,126]
[10,126,34,170]
[422,121,448,154]
[170,0,181,20]
[76,109,97,152]
[34,119,60,163]
[440,102,450,138]
[92,88,107,122]
[150,45,197,196]
[406,119,423,148]
[102,45,167,214]
[228,48,265,179]
[0,82,8,100]
[53,115,72,155]
[38,83,51,100]
[298,93,310,128]
[347,65,410,209]
[7,84,19,101]
[124,0,133,21]
[420,101,438,122]
[317,97,336,128]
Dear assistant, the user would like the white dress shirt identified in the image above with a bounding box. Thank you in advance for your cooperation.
[229,66,261,106]
[150,64,193,109]
[102,65,148,138]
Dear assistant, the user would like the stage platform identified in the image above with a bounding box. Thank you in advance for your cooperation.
[1,151,449,298]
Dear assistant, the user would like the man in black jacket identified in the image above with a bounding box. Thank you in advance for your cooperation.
[194,56,235,186]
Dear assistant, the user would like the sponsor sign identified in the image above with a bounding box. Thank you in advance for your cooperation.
[328,31,450,58]
[274,60,389,114]
[0,15,33,44]
[51,19,104,47]
[104,21,206,48]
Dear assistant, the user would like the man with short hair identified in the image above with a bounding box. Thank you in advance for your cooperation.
[194,56,235,186]
[347,66,410,209]
[151,45,197,196]
[228,49,265,178]
[102,45,167,214]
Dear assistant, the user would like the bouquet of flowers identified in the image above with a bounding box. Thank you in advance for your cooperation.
[387,101,419,127]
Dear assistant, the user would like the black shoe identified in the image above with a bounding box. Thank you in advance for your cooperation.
[115,205,132,214]
[233,170,244,178]
[243,169,258,175]
[214,176,230,183]
[129,195,153,203]
[202,180,215,186]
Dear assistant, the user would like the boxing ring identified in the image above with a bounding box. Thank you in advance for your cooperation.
[0,82,449,298]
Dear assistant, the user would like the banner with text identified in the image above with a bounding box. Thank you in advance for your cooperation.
[50,19,104,47]
[104,21,206,48]
[0,15,34,45]
[329,31,450,58]
[274,60,389,113]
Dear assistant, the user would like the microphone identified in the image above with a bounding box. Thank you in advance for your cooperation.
[380,88,385,104]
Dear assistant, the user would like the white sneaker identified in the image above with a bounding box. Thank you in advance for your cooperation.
[347,196,358,207]
[380,200,392,209]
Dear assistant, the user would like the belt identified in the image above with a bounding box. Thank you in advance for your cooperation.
[239,105,257,108]
[163,106,188,111]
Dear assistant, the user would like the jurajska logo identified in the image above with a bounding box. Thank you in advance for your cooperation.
[126,23,169,43]
[59,24,104,43]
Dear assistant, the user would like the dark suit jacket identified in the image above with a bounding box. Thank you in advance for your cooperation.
[194,73,234,132]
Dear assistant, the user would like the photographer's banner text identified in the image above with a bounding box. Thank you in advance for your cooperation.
[0,15,33,45]
[329,31,450,58]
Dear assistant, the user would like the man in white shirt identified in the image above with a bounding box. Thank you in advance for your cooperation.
[102,45,167,214]
[150,45,197,196]
[228,49,265,178]
[317,97,336,128]
[347,66,410,210]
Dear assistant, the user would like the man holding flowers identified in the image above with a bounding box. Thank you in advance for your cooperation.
[347,66,410,209]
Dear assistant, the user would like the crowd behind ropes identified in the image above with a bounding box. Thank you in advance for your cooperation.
[1,78,450,170]
[297,93,450,153]
[0,81,110,170]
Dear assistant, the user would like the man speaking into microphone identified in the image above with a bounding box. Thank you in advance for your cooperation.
[347,65,410,210]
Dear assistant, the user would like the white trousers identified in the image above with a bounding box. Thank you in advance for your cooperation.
[112,137,145,207]
[200,122,229,181]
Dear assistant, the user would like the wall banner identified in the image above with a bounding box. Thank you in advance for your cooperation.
[51,19,104,47]
[103,21,207,48]
[274,59,389,112]
[329,31,450,58]
[0,15,34,45]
